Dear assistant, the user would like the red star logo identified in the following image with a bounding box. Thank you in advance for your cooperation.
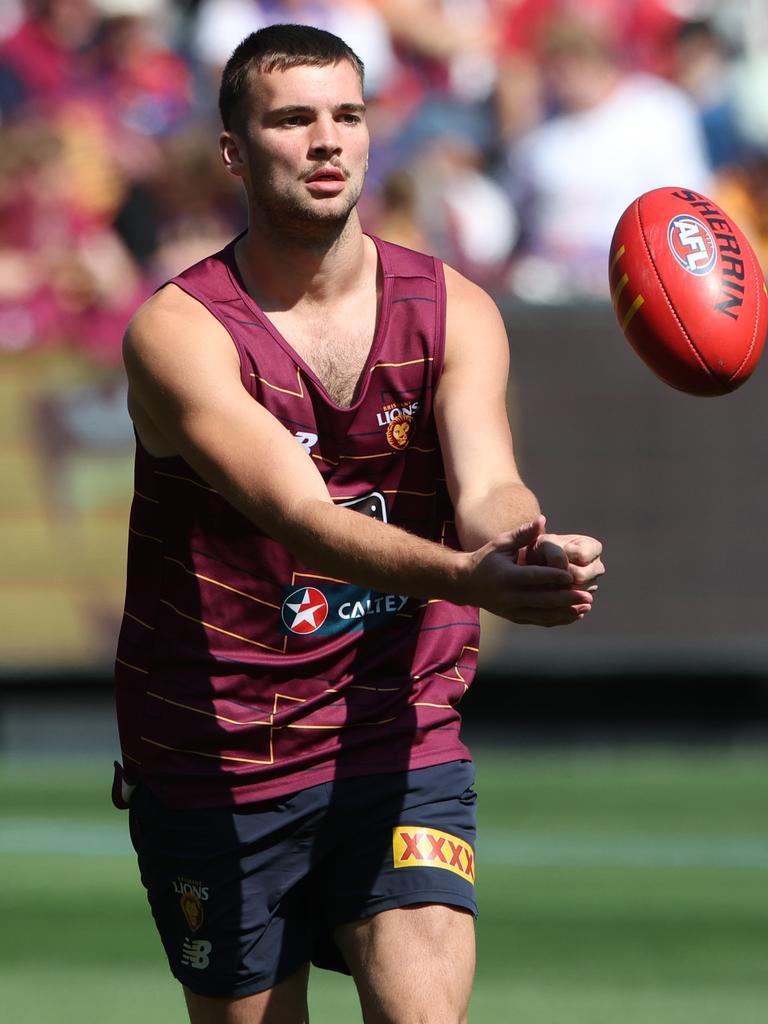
[281,587,329,634]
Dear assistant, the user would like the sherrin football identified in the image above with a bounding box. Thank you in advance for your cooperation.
[609,187,767,396]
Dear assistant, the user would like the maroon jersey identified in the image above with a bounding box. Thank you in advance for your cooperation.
[115,235,480,807]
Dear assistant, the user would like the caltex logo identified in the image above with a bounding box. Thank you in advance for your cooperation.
[667,214,717,276]
[281,587,329,634]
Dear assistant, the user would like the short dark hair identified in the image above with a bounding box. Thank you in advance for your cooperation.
[219,24,366,132]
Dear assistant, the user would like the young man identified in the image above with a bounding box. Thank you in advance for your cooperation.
[114,24,604,1024]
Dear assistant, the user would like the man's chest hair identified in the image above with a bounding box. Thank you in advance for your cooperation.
[269,310,377,408]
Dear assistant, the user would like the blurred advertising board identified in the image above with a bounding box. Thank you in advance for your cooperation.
[1,300,768,677]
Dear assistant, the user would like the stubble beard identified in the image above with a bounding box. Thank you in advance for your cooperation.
[251,172,365,252]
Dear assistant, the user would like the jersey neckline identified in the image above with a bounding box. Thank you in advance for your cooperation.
[222,232,393,414]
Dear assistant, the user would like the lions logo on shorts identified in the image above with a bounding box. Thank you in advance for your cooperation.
[180,892,204,932]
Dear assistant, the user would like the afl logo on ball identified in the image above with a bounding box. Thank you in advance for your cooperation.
[281,587,329,634]
[667,215,717,276]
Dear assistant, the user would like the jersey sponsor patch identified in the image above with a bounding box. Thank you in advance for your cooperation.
[281,587,329,635]
[280,583,408,637]
[392,826,475,884]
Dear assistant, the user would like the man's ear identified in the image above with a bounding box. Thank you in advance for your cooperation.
[220,131,246,177]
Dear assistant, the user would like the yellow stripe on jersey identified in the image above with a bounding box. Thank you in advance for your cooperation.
[160,599,287,654]
[249,367,305,398]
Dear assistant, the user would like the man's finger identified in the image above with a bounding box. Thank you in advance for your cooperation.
[512,605,591,627]
[568,559,606,585]
[503,588,593,610]
[505,563,574,587]
[493,515,547,553]
[526,539,570,571]
[560,535,604,566]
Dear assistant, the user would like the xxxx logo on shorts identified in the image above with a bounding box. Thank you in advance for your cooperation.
[392,826,475,884]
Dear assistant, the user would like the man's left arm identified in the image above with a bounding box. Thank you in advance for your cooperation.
[434,264,604,591]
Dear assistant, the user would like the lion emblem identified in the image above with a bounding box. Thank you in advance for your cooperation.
[386,414,412,450]
[180,892,204,932]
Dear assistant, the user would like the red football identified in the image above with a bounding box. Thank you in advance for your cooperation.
[609,187,767,396]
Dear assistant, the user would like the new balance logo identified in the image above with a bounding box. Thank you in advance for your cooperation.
[392,826,475,883]
[294,431,318,453]
[181,938,212,970]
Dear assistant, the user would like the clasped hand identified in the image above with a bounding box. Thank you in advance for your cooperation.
[468,515,604,627]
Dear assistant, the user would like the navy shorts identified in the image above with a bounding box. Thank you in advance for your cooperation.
[128,760,477,998]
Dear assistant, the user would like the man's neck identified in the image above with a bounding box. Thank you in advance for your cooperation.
[235,212,368,311]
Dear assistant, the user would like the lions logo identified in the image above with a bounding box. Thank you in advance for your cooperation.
[386,413,412,451]
[180,892,204,932]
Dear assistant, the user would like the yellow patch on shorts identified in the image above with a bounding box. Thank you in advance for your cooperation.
[392,826,475,884]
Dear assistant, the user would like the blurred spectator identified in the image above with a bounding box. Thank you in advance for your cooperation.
[713,155,768,273]
[0,1,25,42]
[371,130,518,286]
[90,1,193,137]
[711,44,768,272]
[366,0,502,203]
[136,127,244,279]
[0,0,765,356]
[0,112,147,361]
[672,19,745,170]
[505,15,712,299]
[0,0,100,116]
[368,170,427,252]
[191,1,396,96]
[377,0,496,105]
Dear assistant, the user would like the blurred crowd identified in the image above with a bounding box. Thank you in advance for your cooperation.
[2,0,768,363]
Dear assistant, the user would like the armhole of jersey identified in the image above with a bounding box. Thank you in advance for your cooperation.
[164,279,255,397]
[432,257,448,383]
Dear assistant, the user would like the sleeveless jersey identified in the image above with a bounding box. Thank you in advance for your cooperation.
[115,234,480,808]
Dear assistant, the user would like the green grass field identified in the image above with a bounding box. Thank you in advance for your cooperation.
[2,746,767,1023]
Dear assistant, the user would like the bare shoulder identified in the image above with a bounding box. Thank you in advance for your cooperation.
[124,284,244,457]
[124,283,239,380]
[442,263,508,368]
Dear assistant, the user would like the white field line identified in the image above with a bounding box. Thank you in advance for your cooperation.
[1,819,133,856]
[1,819,768,867]
[479,830,768,869]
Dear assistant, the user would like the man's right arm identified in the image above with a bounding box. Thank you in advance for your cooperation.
[124,286,591,624]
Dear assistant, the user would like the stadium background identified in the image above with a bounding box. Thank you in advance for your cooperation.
[2,1,768,1021]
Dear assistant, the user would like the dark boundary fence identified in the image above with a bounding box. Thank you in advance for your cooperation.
[2,667,767,752]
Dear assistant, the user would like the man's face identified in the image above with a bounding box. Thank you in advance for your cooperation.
[222,61,369,234]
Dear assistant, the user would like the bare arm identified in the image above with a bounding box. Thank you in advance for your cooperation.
[374,0,491,61]
[435,265,604,590]
[123,285,584,623]
[435,265,540,551]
